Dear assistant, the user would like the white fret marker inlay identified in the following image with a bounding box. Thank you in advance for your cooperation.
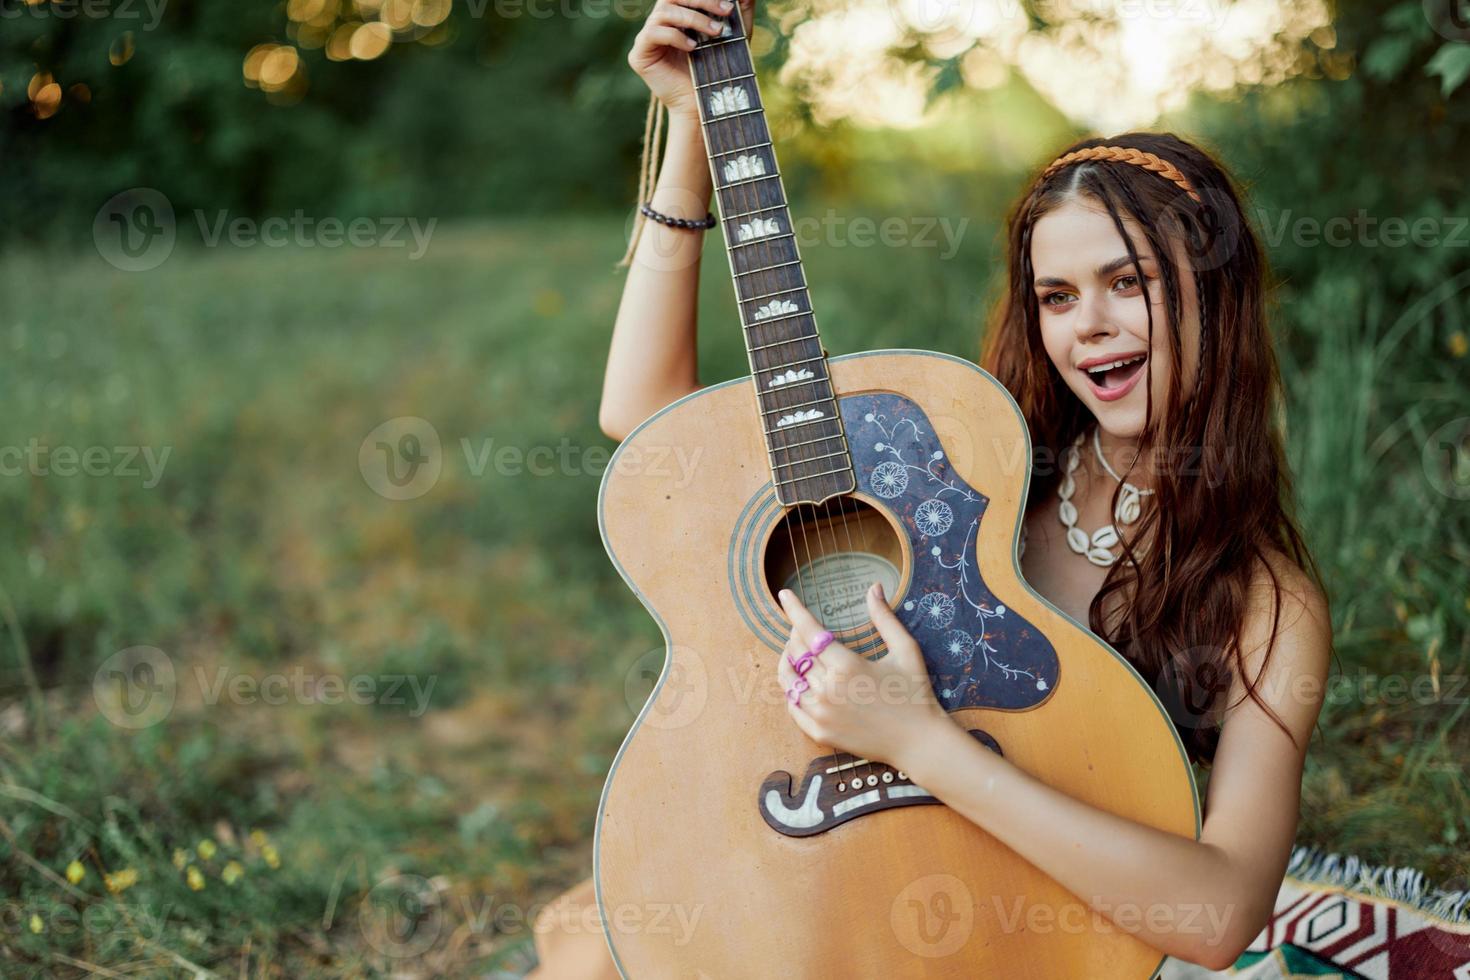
[768,368,815,388]
[776,408,825,428]
[752,298,798,320]
[709,85,750,116]
[723,154,766,181]
[737,217,781,241]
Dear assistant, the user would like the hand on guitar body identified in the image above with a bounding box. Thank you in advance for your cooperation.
[775,582,951,768]
[628,0,757,120]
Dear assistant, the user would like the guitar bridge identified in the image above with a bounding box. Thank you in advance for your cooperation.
[758,729,1002,837]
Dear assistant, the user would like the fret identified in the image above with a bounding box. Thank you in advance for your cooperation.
[695,34,745,49]
[769,431,843,453]
[741,305,807,326]
[762,415,835,436]
[759,354,826,373]
[734,259,801,278]
[696,72,755,89]
[712,141,773,158]
[771,448,848,471]
[723,203,784,224]
[741,283,805,304]
[775,464,855,486]
[704,106,764,123]
[758,395,833,416]
[748,332,818,353]
[728,232,796,253]
[760,373,827,393]
[721,171,780,190]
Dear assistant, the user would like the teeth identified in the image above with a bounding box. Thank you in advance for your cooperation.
[1086,354,1146,375]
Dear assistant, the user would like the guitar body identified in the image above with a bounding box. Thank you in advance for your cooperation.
[595,349,1200,978]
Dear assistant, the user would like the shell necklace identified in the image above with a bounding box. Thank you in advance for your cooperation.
[1056,427,1154,567]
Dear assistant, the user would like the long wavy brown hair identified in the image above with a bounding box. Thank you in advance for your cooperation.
[980,131,1327,765]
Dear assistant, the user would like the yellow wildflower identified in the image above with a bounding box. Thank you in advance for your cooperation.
[1449,331,1468,358]
[172,848,190,870]
[29,914,43,934]
[65,860,85,885]
[104,868,139,894]
[249,829,268,848]
[197,839,217,861]
[261,843,280,870]
[222,861,244,885]
[186,865,205,891]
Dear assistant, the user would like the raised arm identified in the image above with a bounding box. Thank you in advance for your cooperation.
[599,0,754,442]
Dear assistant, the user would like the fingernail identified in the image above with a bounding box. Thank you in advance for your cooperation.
[872,582,885,600]
[720,0,732,9]
[778,589,791,602]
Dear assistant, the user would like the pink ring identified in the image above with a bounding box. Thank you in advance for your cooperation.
[810,630,834,656]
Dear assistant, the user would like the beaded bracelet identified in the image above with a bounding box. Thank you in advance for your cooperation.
[640,202,717,230]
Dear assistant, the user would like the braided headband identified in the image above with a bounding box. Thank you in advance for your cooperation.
[1040,145,1202,204]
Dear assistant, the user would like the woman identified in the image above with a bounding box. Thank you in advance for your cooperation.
[527,0,1332,973]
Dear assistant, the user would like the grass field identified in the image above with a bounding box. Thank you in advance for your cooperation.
[0,214,1466,977]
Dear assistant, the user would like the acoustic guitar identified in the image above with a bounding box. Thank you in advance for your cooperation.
[594,11,1200,977]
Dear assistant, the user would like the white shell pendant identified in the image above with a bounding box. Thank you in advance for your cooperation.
[1054,427,1151,569]
[1115,485,1143,525]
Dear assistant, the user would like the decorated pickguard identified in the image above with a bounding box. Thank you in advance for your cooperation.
[727,391,1058,711]
[844,391,1058,711]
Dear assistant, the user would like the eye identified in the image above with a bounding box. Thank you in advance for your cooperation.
[1113,274,1140,292]
[1040,290,1076,308]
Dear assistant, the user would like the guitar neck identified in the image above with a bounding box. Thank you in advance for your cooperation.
[685,15,855,507]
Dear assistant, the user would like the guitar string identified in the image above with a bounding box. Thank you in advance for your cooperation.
[696,19,843,766]
[706,19,886,790]
[712,21,883,789]
[701,18,890,791]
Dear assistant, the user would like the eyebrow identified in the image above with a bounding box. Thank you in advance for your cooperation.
[1034,253,1153,289]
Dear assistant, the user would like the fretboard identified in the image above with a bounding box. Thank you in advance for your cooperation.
[684,14,855,507]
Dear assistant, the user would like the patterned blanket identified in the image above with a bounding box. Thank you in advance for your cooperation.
[1159,848,1470,978]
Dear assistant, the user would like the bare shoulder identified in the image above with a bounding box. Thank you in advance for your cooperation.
[1223,546,1332,735]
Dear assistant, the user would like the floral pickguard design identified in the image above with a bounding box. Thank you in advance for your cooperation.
[844,392,1058,711]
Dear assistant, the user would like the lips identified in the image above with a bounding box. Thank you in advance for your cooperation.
[1079,352,1147,402]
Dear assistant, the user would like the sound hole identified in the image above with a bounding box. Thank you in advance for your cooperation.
[763,495,905,632]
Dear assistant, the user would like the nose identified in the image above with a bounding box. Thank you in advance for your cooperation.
[1072,288,1119,343]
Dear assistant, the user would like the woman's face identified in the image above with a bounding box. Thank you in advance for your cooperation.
[1029,196,1201,441]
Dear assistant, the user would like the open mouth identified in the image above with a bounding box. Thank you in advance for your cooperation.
[1081,353,1147,400]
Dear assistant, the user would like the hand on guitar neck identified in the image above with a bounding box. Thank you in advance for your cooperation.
[627,0,756,122]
